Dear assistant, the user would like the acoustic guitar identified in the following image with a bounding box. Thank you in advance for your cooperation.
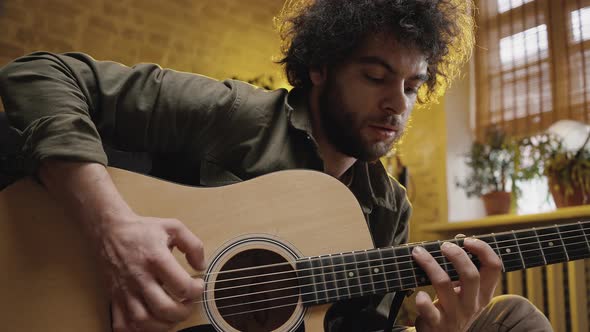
[1,168,588,331]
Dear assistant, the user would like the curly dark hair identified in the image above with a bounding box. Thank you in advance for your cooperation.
[275,0,474,104]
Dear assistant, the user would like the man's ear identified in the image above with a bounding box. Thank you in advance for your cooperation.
[309,65,327,86]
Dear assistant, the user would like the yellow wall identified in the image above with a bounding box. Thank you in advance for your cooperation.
[0,0,449,239]
[0,0,286,82]
[399,102,449,241]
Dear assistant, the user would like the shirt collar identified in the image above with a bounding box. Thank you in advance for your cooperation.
[285,88,314,134]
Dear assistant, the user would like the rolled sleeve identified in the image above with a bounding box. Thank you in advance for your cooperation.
[0,52,239,174]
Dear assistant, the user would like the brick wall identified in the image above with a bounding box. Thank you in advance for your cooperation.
[0,0,286,82]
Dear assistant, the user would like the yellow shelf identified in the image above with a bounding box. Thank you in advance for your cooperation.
[420,205,590,236]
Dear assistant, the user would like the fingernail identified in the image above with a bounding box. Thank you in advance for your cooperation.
[412,246,426,254]
[464,238,478,245]
[197,278,205,292]
[416,290,430,301]
[441,241,456,249]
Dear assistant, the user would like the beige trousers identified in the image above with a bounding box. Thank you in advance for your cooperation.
[396,295,553,332]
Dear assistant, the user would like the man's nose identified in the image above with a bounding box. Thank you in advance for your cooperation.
[381,85,408,115]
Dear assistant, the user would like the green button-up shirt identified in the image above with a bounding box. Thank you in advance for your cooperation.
[0,52,412,329]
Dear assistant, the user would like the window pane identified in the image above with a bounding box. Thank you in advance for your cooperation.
[490,62,552,123]
[571,7,590,42]
[497,0,534,13]
[569,51,590,108]
[500,24,548,66]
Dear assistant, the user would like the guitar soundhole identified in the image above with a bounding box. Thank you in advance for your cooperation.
[214,248,299,331]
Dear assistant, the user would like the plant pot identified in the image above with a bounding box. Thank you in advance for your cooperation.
[548,176,589,208]
[481,191,511,215]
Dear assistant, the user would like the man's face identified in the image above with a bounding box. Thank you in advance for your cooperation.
[316,33,428,161]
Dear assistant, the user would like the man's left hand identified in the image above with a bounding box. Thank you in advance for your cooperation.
[411,237,503,332]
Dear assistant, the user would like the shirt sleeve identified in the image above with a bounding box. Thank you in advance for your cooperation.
[0,52,239,174]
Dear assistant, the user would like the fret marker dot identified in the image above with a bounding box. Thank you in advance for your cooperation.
[468,253,473,259]
[506,248,511,253]
[549,242,554,247]
[348,272,355,277]
[420,277,426,283]
[373,268,380,273]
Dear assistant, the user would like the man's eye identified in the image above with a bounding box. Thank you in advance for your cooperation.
[365,74,385,83]
[405,87,419,95]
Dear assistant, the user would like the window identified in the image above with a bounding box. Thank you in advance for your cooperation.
[497,0,535,13]
[571,7,590,42]
[475,0,590,140]
[499,25,548,65]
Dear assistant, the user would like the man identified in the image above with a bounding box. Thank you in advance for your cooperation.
[0,0,552,331]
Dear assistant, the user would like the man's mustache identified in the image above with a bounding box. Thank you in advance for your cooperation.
[371,115,404,131]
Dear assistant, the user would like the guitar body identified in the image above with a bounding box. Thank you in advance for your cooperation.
[0,168,373,331]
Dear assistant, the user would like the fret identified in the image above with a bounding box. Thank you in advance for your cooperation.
[580,221,590,253]
[513,229,545,268]
[558,223,590,260]
[343,252,361,297]
[536,225,567,264]
[417,242,431,287]
[320,255,338,302]
[424,241,456,281]
[310,257,328,304]
[450,236,468,255]
[381,247,401,291]
[532,228,547,266]
[460,237,482,271]
[331,254,350,300]
[413,243,429,287]
[450,236,481,271]
[368,249,388,293]
[435,240,450,276]
[489,233,506,272]
[475,235,496,270]
[493,231,523,272]
[394,245,417,290]
[555,224,570,261]
[355,250,375,295]
[511,231,526,269]
[295,258,317,305]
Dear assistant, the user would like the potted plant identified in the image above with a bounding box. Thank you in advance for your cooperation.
[537,132,590,207]
[511,121,590,208]
[456,128,516,215]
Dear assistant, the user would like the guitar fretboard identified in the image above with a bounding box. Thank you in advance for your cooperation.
[295,220,590,306]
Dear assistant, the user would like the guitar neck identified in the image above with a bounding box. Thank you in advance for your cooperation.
[296,220,590,306]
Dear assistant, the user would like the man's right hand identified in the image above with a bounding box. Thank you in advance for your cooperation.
[99,213,205,332]
[39,161,206,332]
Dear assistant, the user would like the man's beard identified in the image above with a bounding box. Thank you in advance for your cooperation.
[318,81,403,162]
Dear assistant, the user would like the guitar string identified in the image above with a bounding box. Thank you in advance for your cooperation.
[197,226,590,289]
[200,236,589,295]
[197,221,590,280]
[201,243,590,319]
[217,285,393,319]
[191,238,590,305]
[198,233,590,295]
[198,246,585,320]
